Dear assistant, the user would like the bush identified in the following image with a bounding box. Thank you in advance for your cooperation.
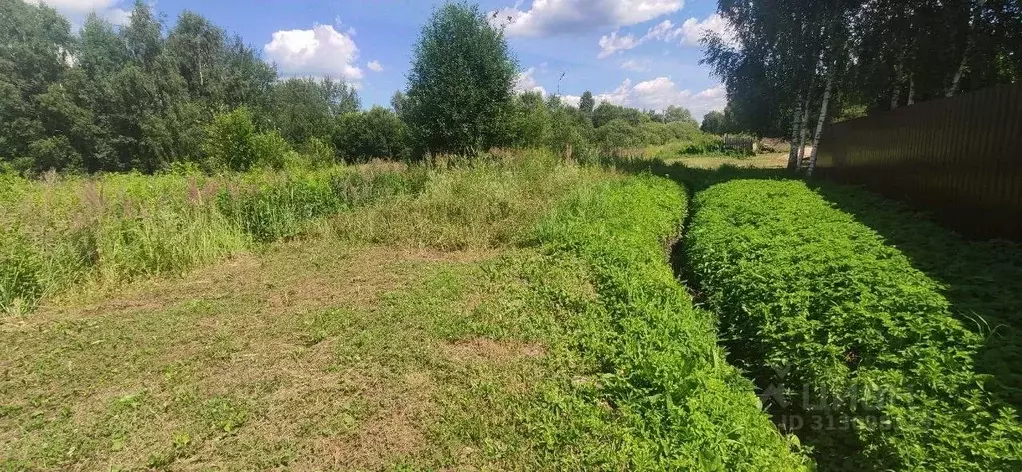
[535,176,809,470]
[686,179,1022,471]
[594,119,644,150]
[27,136,83,173]
[203,107,258,171]
[298,137,337,168]
[334,107,409,162]
[249,130,291,169]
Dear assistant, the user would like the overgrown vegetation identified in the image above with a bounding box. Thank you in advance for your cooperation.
[810,182,1022,410]
[0,164,420,314]
[531,176,809,470]
[685,179,1022,471]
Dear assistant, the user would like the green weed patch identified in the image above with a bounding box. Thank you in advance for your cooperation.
[534,176,809,470]
[686,179,1022,471]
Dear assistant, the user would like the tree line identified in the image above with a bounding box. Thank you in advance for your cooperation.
[1,0,710,175]
[703,0,1022,173]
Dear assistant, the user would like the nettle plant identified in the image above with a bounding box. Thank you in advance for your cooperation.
[686,179,1022,471]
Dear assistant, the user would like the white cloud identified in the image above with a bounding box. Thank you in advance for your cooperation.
[620,59,648,72]
[26,0,130,26]
[26,0,118,13]
[677,13,735,46]
[595,13,736,58]
[589,78,726,118]
[492,0,684,37]
[104,7,131,25]
[597,31,639,59]
[264,24,363,82]
[559,94,581,107]
[367,60,383,72]
[515,67,547,95]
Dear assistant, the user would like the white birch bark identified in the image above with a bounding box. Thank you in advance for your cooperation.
[947,54,967,97]
[807,69,835,177]
[890,61,902,110]
[907,75,916,105]
[787,97,803,170]
[797,102,811,168]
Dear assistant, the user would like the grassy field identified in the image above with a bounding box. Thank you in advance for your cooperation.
[3,151,1020,471]
[0,153,808,470]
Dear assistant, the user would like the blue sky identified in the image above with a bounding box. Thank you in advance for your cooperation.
[40,0,731,118]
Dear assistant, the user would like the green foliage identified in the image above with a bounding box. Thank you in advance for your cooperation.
[202,107,293,171]
[268,77,359,145]
[591,101,648,128]
[334,107,409,162]
[545,101,596,162]
[0,164,424,314]
[594,119,643,149]
[203,107,257,170]
[403,2,517,157]
[298,137,336,168]
[578,90,595,119]
[700,110,727,134]
[508,91,551,148]
[535,176,810,470]
[808,182,1022,409]
[248,130,291,169]
[686,179,1022,471]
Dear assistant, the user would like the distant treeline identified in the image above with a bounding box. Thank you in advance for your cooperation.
[1,0,721,175]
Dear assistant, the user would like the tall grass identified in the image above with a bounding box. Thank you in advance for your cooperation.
[0,163,422,315]
[331,150,603,250]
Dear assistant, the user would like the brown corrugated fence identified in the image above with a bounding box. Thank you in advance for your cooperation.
[815,83,1022,239]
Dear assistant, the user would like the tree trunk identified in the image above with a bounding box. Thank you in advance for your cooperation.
[907,75,916,105]
[787,96,804,170]
[807,69,835,177]
[947,0,984,97]
[890,62,902,110]
[797,99,812,168]
[947,53,967,97]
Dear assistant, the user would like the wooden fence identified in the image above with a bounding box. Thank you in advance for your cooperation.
[722,135,758,153]
[815,83,1022,239]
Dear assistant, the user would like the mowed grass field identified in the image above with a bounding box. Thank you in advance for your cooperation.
[0,155,622,470]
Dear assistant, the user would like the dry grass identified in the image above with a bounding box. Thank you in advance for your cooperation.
[669,151,791,169]
[0,235,526,470]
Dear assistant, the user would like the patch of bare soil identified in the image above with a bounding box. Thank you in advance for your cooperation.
[443,338,546,364]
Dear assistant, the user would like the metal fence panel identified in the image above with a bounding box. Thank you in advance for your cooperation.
[816,83,1022,239]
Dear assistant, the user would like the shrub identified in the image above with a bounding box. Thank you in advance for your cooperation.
[594,118,643,150]
[249,130,291,169]
[686,179,1022,471]
[298,137,337,168]
[334,107,409,162]
[403,3,517,157]
[203,107,257,171]
[535,176,809,470]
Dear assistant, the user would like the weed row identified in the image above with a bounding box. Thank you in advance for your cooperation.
[686,179,1022,471]
[535,176,809,470]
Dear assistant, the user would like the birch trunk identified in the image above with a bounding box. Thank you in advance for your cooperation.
[947,0,984,97]
[807,69,835,177]
[890,63,902,110]
[787,95,804,170]
[907,76,916,105]
[797,101,812,168]
[947,53,967,97]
